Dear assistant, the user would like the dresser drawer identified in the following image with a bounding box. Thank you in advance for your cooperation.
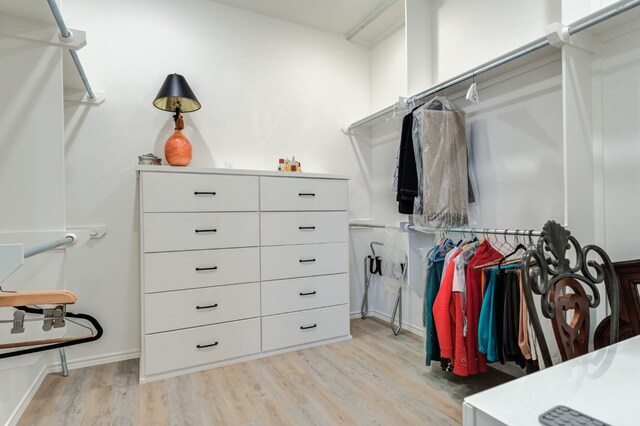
[143,212,259,252]
[261,242,348,281]
[145,282,260,334]
[260,177,347,211]
[262,305,349,352]
[261,212,348,246]
[142,172,258,212]
[144,248,259,293]
[262,274,349,316]
[145,318,260,376]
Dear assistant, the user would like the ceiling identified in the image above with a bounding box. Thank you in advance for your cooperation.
[0,0,405,47]
[211,0,405,45]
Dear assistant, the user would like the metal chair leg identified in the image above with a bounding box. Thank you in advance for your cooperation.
[361,257,370,319]
[59,348,69,377]
[390,287,403,335]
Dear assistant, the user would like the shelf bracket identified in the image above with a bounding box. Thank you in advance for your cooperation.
[64,91,106,105]
[0,14,86,50]
[545,22,595,53]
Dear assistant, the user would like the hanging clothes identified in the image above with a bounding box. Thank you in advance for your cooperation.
[424,236,544,377]
[395,107,421,214]
[433,249,472,376]
[465,240,502,374]
[502,270,526,368]
[412,97,470,227]
[424,239,454,365]
[478,267,499,362]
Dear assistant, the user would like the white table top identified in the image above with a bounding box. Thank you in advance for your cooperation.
[135,165,350,180]
[464,335,640,426]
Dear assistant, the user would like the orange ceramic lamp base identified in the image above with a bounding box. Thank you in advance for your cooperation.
[165,130,192,166]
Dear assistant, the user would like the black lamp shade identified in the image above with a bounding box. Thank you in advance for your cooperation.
[153,73,201,113]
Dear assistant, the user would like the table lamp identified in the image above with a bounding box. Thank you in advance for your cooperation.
[153,73,201,166]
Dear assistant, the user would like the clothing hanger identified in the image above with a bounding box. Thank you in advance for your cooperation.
[0,290,103,359]
[0,290,77,308]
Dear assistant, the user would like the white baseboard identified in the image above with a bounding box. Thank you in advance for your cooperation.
[350,310,425,337]
[7,349,140,426]
[49,349,140,372]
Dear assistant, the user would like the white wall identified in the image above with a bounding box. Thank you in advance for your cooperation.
[600,24,640,261]
[432,0,560,82]
[370,26,407,111]
[60,0,371,366]
[0,37,66,424]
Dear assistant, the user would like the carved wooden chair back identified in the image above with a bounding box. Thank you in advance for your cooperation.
[520,221,620,366]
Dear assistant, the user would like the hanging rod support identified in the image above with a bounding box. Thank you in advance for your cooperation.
[23,235,76,259]
[46,0,96,100]
[346,0,397,42]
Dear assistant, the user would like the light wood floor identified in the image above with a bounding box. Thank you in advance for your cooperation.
[19,318,514,426]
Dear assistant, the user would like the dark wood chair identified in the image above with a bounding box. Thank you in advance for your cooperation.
[520,220,620,366]
[594,259,640,348]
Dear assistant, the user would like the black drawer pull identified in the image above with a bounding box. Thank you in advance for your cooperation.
[195,266,218,271]
[196,341,219,349]
[195,229,217,233]
[299,291,317,296]
[299,226,316,230]
[299,258,316,263]
[300,324,317,330]
[196,304,218,310]
[194,191,216,195]
[298,193,316,197]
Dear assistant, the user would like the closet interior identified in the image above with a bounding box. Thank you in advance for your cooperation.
[1,0,640,425]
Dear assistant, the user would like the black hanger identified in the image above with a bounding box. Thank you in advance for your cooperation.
[0,307,103,360]
[498,243,527,269]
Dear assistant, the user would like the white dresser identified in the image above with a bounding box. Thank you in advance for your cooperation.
[137,166,350,383]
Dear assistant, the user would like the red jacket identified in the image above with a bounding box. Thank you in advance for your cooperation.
[433,250,469,376]
[465,241,502,374]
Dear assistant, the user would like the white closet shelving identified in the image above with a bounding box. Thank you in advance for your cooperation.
[346,0,640,132]
[0,0,103,104]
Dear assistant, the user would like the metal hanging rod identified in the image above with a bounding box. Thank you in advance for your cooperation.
[24,235,76,259]
[46,0,96,100]
[346,0,398,42]
[408,225,542,237]
[346,0,640,131]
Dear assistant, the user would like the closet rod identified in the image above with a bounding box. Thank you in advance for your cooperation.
[408,225,542,237]
[46,0,96,100]
[24,235,76,259]
[346,0,398,42]
[347,0,640,130]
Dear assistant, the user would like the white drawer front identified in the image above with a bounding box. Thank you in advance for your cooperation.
[260,177,347,211]
[262,305,349,352]
[144,248,259,293]
[145,282,260,334]
[145,318,261,376]
[261,212,348,246]
[262,274,349,316]
[261,242,348,281]
[143,212,259,252]
[142,172,258,212]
